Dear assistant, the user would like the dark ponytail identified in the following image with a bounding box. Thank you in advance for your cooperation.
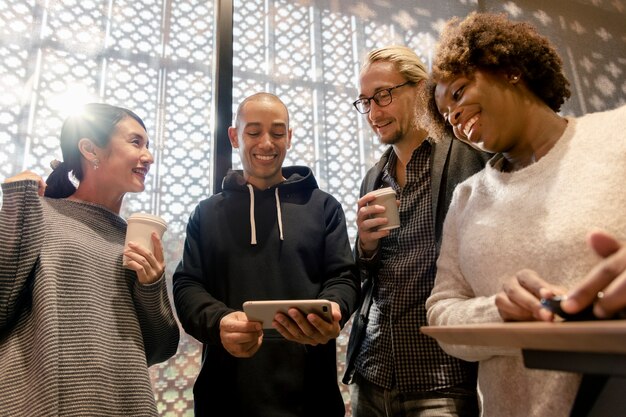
[44,103,146,199]
[44,160,76,198]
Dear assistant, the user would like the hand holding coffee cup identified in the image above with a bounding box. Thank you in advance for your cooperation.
[123,214,168,282]
[356,187,401,257]
[368,187,400,231]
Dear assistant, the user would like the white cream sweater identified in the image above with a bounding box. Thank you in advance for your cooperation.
[426,104,626,417]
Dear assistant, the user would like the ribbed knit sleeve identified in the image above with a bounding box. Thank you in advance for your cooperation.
[0,182,179,416]
[0,180,44,332]
[426,182,514,361]
[132,276,180,365]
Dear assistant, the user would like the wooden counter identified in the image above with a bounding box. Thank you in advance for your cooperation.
[420,320,626,354]
[420,320,626,416]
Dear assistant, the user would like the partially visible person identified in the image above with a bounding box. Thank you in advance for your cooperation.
[343,45,489,416]
[172,92,359,417]
[504,229,626,321]
[561,230,626,319]
[0,103,180,416]
[425,12,626,417]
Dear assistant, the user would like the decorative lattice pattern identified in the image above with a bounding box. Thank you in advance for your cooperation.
[1,1,625,416]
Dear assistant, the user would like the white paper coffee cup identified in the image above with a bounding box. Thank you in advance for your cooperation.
[369,187,400,230]
[123,213,167,268]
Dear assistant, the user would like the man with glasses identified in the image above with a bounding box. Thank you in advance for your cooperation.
[343,45,489,416]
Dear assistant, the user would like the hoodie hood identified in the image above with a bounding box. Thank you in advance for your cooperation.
[221,165,318,192]
[221,166,319,245]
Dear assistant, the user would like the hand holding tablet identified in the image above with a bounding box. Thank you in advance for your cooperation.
[243,299,333,329]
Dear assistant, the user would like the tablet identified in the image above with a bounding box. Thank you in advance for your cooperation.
[242,299,332,329]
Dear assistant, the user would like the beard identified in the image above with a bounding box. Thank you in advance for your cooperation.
[377,114,425,145]
[379,129,403,145]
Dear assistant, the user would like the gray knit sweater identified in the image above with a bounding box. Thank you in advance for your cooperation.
[0,180,179,416]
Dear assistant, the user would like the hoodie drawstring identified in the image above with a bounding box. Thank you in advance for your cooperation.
[247,184,285,245]
[247,184,257,245]
[275,188,284,241]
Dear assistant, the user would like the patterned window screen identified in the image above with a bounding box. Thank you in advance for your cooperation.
[0,0,215,415]
[1,0,624,415]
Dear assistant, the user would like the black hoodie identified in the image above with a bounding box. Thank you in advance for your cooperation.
[173,166,359,417]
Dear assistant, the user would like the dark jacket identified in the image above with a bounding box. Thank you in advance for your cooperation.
[173,166,359,417]
[343,136,491,385]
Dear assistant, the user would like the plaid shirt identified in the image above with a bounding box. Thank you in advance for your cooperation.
[354,140,474,393]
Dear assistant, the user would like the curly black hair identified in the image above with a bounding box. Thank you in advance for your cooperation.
[426,12,571,140]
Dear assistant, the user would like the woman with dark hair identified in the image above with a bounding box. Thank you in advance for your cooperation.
[44,103,149,199]
[424,12,626,417]
[0,103,179,416]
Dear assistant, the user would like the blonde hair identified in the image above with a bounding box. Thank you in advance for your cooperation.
[362,45,428,83]
[362,45,432,139]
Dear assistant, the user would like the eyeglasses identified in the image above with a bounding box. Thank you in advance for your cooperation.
[352,81,412,114]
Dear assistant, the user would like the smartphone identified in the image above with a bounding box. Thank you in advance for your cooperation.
[242,299,332,328]
[540,295,597,321]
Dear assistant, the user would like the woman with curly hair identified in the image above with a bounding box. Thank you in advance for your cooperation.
[424,12,626,417]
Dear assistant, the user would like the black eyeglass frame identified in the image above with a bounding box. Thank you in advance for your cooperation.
[352,81,413,114]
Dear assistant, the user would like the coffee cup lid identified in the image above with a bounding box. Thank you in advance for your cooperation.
[127,213,167,229]
[370,187,396,198]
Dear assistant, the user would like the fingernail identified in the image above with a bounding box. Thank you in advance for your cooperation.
[560,297,575,310]
[593,306,609,319]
